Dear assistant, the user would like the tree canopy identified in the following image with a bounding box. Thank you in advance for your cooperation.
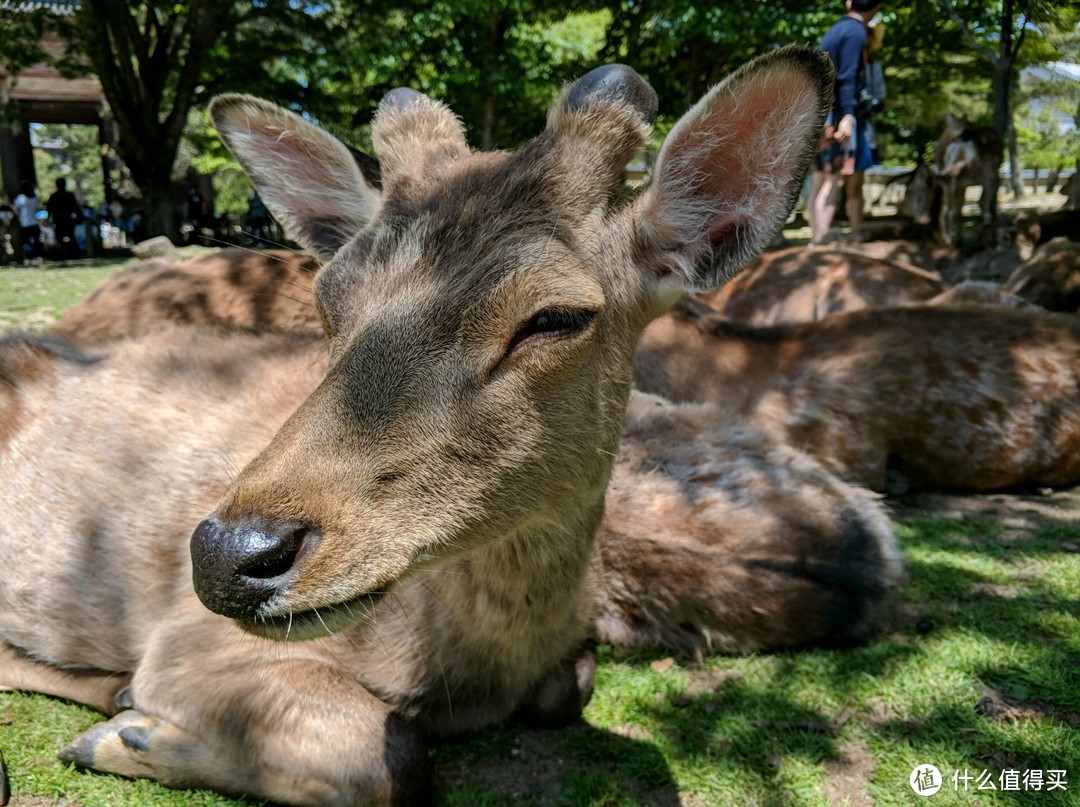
[2,0,1078,237]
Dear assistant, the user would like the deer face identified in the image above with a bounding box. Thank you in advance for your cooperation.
[192,48,832,640]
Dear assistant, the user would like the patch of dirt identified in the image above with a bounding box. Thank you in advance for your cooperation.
[822,738,876,807]
[435,729,568,803]
[669,667,744,707]
[974,686,1080,728]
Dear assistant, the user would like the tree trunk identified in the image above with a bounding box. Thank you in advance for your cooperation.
[482,94,498,152]
[142,186,177,243]
[1007,121,1024,199]
[1046,166,1061,193]
[75,1,231,238]
[995,0,1024,200]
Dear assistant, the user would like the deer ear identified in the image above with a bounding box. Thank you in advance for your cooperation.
[210,95,381,261]
[634,46,832,292]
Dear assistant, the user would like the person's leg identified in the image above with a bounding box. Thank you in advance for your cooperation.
[18,227,34,263]
[804,171,819,233]
[811,172,843,244]
[845,172,865,241]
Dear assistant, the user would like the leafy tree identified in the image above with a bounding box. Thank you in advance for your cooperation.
[1015,99,1080,190]
[936,0,1077,197]
[3,1,338,238]
[602,0,830,117]
[307,1,610,150]
[31,123,106,209]
[174,108,252,217]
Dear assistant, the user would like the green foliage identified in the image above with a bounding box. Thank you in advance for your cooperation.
[603,0,831,115]
[302,2,612,149]
[1015,99,1080,170]
[31,123,106,209]
[4,0,1079,231]
[174,109,252,215]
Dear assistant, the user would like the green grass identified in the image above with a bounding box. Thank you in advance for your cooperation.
[0,261,125,331]
[1,268,1079,805]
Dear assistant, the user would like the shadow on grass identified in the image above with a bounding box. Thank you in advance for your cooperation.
[494,507,1080,805]
[872,702,1078,805]
[435,721,682,806]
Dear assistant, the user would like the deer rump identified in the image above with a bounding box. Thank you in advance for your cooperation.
[0,48,902,807]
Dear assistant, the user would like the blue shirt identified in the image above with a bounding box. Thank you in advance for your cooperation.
[820,16,867,119]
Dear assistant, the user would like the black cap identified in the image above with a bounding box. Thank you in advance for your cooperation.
[851,0,882,10]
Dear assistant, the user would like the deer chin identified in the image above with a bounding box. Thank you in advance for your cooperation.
[238,590,388,642]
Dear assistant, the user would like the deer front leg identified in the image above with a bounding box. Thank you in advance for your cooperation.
[0,642,130,715]
[57,609,431,806]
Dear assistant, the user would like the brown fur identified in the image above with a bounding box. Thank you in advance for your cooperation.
[635,299,1080,493]
[39,248,907,657]
[699,246,944,325]
[54,249,320,343]
[595,392,902,657]
[1,49,840,805]
[926,280,1042,311]
[1005,238,1080,313]
[0,325,902,794]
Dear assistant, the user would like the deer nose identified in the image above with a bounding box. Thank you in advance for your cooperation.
[190,517,313,618]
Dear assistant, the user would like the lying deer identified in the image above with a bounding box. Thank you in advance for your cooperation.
[46,250,907,657]
[699,246,944,325]
[635,298,1080,493]
[595,391,901,657]
[0,49,842,804]
[55,248,320,342]
[1005,238,1080,313]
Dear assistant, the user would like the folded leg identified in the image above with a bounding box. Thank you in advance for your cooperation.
[0,642,130,715]
[58,607,431,806]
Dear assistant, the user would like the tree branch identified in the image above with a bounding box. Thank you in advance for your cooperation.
[1011,13,1029,63]
[937,0,999,64]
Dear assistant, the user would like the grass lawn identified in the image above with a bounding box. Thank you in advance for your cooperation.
[1,261,1078,806]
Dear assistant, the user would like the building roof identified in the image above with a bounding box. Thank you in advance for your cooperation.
[0,0,80,12]
[1022,62,1080,84]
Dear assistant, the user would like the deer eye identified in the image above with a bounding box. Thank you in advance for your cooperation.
[507,307,596,354]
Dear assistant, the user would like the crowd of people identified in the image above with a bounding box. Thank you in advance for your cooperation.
[0,179,137,265]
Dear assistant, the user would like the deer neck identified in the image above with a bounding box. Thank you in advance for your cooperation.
[430,493,607,664]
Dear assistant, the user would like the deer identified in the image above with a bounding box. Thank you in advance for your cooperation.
[43,249,907,659]
[698,246,944,326]
[54,248,320,342]
[634,297,1080,494]
[1005,238,1080,313]
[934,112,1003,247]
[0,48,843,805]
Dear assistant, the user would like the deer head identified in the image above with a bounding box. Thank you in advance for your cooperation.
[193,47,832,641]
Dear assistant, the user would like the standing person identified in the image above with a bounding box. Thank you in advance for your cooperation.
[46,178,82,260]
[0,196,17,265]
[808,1,883,245]
[13,181,43,263]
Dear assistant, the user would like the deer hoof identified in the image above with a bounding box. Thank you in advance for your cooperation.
[112,685,135,711]
[58,710,158,769]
